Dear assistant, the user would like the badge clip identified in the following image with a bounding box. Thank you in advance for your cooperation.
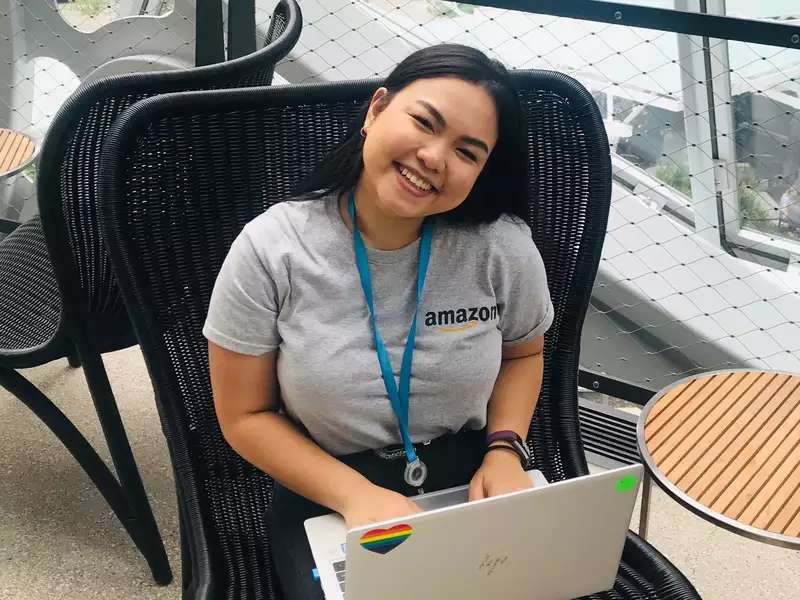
[404,458,427,488]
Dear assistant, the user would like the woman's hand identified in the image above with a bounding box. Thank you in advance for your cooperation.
[468,446,532,501]
[340,481,423,529]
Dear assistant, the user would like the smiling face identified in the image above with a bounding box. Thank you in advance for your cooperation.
[358,77,499,221]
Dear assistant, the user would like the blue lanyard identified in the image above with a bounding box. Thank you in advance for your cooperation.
[349,191,433,482]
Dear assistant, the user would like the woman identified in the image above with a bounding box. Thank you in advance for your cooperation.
[204,44,553,599]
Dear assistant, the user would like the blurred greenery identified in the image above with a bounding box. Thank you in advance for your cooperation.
[22,162,37,183]
[74,0,110,17]
[653,162,691,196]
[652,161,789,238]
[428,1,475,17]
[736,163,780,235]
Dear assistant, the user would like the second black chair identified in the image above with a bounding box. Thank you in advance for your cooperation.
[0,0,302,584]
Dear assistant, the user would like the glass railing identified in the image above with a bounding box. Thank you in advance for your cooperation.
[282,0,800,395]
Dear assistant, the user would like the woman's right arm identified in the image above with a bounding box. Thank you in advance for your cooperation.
[208,341,421,527]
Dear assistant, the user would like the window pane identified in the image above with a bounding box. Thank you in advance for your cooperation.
[727,40,800,242]
[56,0,175,33]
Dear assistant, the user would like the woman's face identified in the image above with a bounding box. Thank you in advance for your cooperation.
[360,77,499,220]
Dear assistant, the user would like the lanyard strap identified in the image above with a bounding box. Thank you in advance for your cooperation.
[349,191,433,465]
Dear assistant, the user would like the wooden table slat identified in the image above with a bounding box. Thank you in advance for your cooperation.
[685,375,799,500]
[11,139,34,169]
[703,381,800,520]
[783,497,800,537]
[9,139,30,171]
[729,422,800,530]
[653,372,771,475]
[659,375,789,480]
[671,373,786,487]
[0,131,19,169]
[641,369,800,548]
[767,450,800,535]
[8,135,27,166]
[645,373,724,447]
[645,379,694,425]
[751,451,800,534]
[646,372,737,455]
[0,128,36,178]
[0,134,25,172]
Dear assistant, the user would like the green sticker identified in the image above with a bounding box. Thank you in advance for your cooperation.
[616,475,639,493]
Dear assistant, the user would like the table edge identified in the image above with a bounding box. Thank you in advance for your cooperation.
[0,144,39,180]
[637,369,800,550]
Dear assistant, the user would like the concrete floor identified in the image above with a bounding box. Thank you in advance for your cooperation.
[1,346,798,599]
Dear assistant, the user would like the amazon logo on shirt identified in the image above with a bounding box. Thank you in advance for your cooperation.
[423,304,500,332]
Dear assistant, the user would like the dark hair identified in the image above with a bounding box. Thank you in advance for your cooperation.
[294,44,529,224]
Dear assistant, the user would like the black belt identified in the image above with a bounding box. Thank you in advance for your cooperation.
[342,427,486,496]
[371,427,484,461]
[270,427,487,523]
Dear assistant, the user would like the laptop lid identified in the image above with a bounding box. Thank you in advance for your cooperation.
[304,469,548,600]
[345,464,643,600]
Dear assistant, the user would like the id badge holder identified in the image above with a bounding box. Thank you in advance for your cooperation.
[404,458,427,489]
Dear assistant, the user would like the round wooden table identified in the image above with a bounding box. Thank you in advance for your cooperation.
[637,369,800,549]
[0,128,37,179]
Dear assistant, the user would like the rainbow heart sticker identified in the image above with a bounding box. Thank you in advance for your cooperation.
[359,524,413,555]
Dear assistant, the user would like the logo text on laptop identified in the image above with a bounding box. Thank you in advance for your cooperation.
[478,553,509,576]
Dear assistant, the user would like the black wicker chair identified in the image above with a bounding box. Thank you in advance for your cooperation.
[0,0,301,585]
[100,74,701,599]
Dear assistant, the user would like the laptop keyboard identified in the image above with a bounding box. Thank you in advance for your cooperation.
[332,559,346,594]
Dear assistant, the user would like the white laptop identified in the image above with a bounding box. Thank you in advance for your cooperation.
[305,464,643,600]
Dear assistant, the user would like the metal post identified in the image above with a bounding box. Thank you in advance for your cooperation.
[227,0,256,60]
[195,0,225,66]
[639,469,652,540]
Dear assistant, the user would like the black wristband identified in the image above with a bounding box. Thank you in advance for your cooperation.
[485,443,526,467]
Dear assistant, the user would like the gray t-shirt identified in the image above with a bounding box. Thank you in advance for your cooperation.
[203,194,553,455]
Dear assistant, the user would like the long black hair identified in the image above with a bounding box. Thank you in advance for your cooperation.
[294,44,529,224]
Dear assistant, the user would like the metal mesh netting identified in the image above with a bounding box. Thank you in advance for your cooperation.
[3,0,800,395]
[2,0,195,225]
[2,0,290,327]
[1,0,285,224]
[278,1,800,393]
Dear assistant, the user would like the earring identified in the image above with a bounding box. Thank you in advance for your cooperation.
[360,127,367,139]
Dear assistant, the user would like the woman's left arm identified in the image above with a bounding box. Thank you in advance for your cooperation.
[468,335,544,501]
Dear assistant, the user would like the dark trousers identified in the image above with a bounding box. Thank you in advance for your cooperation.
[266,429,486,600]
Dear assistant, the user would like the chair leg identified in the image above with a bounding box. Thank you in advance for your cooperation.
[0,367,171,584]
[176,484,196,598]
[67,349,81,368]
[639,470,652,540]
[76,348,172,585]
